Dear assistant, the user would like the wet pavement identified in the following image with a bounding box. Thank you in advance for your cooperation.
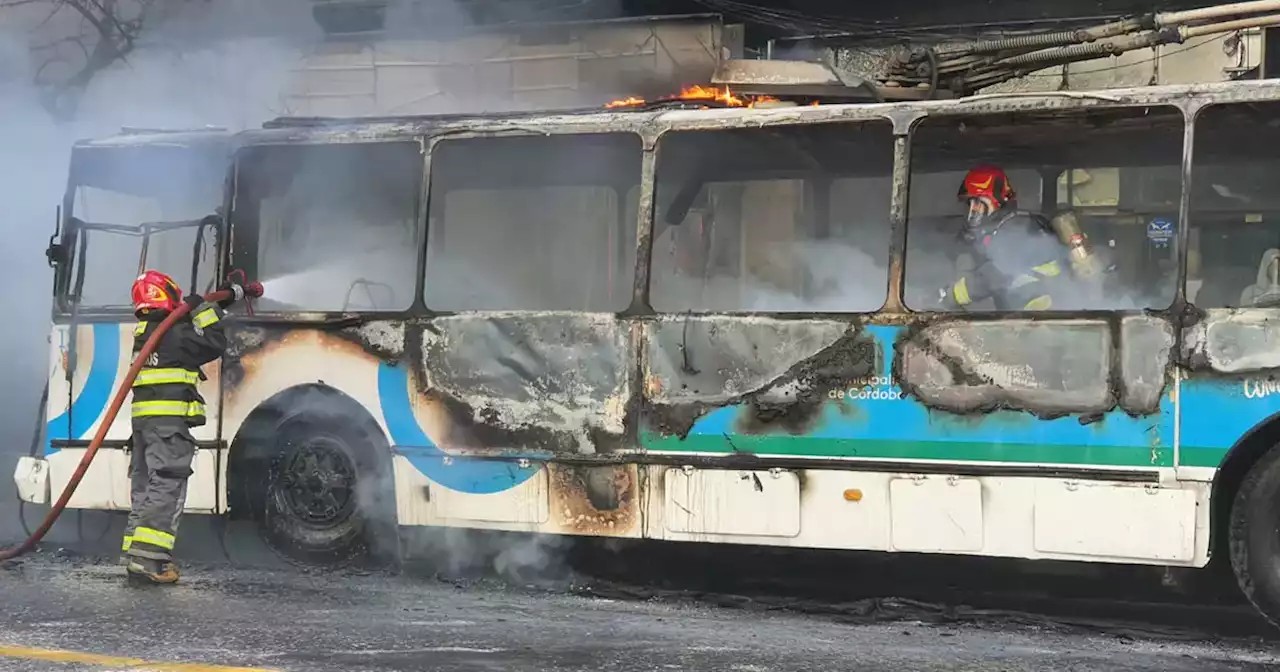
[0,553,1278,672]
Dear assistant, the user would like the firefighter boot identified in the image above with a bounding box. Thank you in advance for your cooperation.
[125,557,180,584]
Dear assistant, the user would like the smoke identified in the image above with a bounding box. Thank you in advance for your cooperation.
[401,526,576,587]
[0,1,317,547]
[651,238,893,312]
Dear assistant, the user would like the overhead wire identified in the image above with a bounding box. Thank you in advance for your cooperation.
[1019,35,1225,77]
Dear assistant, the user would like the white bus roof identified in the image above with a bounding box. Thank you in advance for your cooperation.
[70,78,1280,151]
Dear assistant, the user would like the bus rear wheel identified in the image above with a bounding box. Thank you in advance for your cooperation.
[1228,444,1280,627]
[259,414,392,567]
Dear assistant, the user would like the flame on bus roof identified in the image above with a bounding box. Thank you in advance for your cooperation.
[606,85,799,109]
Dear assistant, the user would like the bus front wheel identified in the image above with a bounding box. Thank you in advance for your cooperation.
[1228,444,1280,627]
[259,414,393,567]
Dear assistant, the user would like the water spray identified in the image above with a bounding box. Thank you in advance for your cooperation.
[0,286,238,561]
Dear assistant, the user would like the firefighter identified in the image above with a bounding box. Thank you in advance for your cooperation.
[123,270,262,583]
[939,164,1070,311]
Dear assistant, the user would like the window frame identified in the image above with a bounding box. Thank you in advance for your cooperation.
[53,142,230,318]
[422,130,644,314]
[226,138,428,318]
[645,119,898,315]
[900,103,1189,315]
[1185,100,1280,310]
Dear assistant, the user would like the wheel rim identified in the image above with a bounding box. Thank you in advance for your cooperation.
[278,436,357,525]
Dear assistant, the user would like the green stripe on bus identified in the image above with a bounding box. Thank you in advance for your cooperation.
[1178,446,1229,469]
[640,432,1174,468]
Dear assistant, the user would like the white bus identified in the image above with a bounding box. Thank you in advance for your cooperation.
[18,78,1280,627]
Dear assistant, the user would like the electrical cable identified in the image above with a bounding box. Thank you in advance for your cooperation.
[1019,36,1221,77]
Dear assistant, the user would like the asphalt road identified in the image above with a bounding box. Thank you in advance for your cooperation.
[0,552,1276,672]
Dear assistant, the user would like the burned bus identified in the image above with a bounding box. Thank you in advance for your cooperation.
[19,78,1280,626]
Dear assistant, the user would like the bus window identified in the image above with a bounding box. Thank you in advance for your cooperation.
[905,105,1185,312]
[231,142,422,313]
[650,120,893,313]
[64,145,224,309]
[424,133,641,312]
[1188,102,1280,308]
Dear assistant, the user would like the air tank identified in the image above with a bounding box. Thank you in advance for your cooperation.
[1048,210,1102,278]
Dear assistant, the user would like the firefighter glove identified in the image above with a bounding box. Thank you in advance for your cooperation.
[216,283,245,308]
[182,294,205,312]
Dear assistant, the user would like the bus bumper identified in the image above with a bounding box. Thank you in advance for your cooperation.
[13,457,49,505]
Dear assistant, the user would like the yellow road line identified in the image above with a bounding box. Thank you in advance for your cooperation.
[0,644,279,671]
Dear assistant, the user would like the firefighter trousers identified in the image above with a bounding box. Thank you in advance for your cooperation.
[123,417,196,562]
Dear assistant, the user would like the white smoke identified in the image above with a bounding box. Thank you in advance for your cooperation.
[0,1,317,545]
[651,237,893,313]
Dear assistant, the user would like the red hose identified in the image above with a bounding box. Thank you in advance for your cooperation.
[0,289,234,561]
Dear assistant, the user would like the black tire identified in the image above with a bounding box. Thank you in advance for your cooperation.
[258,413,395,567]
[1228,443,1280,628]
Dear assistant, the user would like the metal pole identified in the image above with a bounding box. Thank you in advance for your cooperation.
[1158,0,1280,27]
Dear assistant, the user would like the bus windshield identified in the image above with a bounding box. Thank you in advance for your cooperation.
[64,144,226,309]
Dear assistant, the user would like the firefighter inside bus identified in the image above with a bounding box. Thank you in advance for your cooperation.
[938,164,1105,311]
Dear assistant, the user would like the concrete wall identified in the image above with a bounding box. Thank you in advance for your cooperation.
[283,18,741,117]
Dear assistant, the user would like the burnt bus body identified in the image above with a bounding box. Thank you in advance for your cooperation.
[29,80,1280,627]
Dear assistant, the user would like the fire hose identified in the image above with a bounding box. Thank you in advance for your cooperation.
[0,287,236,561]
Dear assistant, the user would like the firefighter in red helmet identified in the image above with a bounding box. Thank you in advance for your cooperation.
[123,270,262,583]
[939,164,1070,311]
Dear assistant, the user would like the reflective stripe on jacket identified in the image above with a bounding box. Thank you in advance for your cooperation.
[130,300,229,427]
[948,210,1072,311]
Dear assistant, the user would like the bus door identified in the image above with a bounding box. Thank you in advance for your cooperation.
[45,138,228,512]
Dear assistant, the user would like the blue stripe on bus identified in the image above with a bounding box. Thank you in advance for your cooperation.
[675,325,1173,466]
[44,323,120,456]
[376,361,542,495]
[1178,378,1280,468]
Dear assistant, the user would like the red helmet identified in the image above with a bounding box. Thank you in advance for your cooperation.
[957,164,1016,209]
[131,270,181,315]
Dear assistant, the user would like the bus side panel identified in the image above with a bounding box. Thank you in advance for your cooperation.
[218,319,642,536]
[642,319,1175,470]
[1179,309,1280,477]
[43,322,220,512]
[381,314,637,537]
[217,322,570,529]
[1178,377,1280,474]
[640,316,1199,565]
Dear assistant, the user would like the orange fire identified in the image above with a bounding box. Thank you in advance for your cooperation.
[606,85,784,109]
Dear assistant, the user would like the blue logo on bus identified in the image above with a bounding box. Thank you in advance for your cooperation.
[1147,217,1174,247]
